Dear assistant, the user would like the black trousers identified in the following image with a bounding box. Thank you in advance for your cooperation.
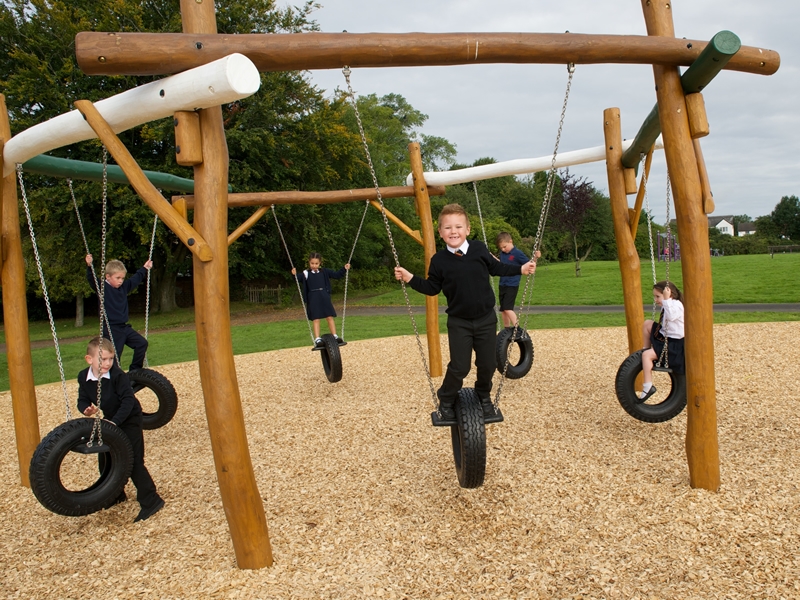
[99,422,160,510]
[105,323,148,370]
[438,310,497,405]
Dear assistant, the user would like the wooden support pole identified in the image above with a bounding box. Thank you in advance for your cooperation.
[604,108,645,357]
[73,100,213,262]
[228,205,269,246]
[368,200,422,245]
[629,145,654,239]
[173,196,189,221]
[174,111,203,166]
[174,184,445,209]
[75,31,779,77]
[181,0,272,569]
[642,0,720,492]
[685,93,709,139]
[693,138,715,214]
[0,94,40,487]
[408,142,442,377]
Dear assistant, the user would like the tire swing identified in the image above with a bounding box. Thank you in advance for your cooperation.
[614,158,686,422]
[17,162,134,516]
[70,177,178,428]
[470,181,536,380]
[344,64,575,488]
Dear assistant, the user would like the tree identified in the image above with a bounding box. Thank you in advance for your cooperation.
[549,169,596,276]
[770,195,800,240]
[731,214,752,236]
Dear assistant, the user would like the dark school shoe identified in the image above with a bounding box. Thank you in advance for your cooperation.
[134,497,165,523]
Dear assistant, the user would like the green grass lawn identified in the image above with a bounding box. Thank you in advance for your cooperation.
[1,254,798,390]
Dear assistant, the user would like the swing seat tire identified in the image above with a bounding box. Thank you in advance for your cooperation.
[129,368,178,430]
[614,350,687,423]
[29,419,134,517]
[495,328,534,379]
[449,388,487,489]
[318,333,343,383]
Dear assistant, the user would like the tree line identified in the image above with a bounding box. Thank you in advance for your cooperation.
[2,1,795,321]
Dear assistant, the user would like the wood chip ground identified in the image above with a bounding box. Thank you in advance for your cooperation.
[1,323,798,599]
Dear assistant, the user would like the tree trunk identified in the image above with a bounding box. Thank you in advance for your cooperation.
[75,294,84,327]
[153,243,189,313]
[573,235,581,277]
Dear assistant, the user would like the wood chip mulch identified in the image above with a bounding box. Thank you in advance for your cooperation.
[1,322,798,599]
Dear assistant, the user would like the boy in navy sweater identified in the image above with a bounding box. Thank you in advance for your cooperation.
[86,255,152,371]
[495,231,540,328]
[78,336,164,522]
[395,204,536,421]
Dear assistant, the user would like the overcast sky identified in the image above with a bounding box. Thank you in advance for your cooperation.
[286,0,797,222]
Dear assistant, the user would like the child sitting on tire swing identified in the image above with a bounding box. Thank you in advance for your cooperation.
[640,281,685,401]
[78,336,165,522]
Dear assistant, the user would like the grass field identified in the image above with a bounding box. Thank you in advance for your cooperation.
[1,254,797,390]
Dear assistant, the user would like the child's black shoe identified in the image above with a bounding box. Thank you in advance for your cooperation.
[637,386,657,403]
[314,337,324,348]
[134,497,165,523]
[111,491,127,507]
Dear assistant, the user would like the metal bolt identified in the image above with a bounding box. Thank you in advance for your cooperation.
[195,42,203,50]
[98,56,106,63]
[188,238,195,246]
[159,89,165,97]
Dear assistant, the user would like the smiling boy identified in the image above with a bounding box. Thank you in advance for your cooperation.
[395,203,536,423]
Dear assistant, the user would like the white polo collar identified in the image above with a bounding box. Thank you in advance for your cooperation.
[86,369,111,382]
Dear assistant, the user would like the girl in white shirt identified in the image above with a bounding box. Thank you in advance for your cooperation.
[640,281,685,401]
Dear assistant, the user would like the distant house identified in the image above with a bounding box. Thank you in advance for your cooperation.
[737,222,756,236]
[708,215,734,236]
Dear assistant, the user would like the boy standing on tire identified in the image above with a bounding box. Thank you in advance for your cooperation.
[85,254,152,371]
[394,204,537,421]
[78,337,165,522]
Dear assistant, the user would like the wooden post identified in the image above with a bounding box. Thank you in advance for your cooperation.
[408,142,442,377]
[368,200,423,245]
[642,0,720,492]
[0,94,40,486]
[228,206,268,246]
[693,139,715,214]
[629,145,654,239]
[604,108,644,357]
[181,0,272,568]
[174,111,203,166]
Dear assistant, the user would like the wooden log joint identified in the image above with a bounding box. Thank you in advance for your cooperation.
[174,111,203,166]
[73,100,213,262]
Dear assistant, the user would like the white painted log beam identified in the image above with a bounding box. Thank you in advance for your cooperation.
[3,53,259,177]
[405,137,664,186]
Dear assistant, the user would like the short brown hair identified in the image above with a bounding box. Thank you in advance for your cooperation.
[86,336,115,357]
[496,231,512,245]
[105,260,126,276]
[438,203,468,220]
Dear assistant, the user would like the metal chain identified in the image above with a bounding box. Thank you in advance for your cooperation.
[89,148,109,449]
[656,172,673,369]
[272,205,316,344]
[494,63,576,407]
[17,165,72,420]
[641,154,658,320]
[472,181,501,327]
[142,214,159,367]
[343,65,439,411]
[340,200,370,341]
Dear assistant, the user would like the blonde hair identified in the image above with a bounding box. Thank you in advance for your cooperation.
[105,260,126,276]
[86,336,115,357]
[438,203,468,220]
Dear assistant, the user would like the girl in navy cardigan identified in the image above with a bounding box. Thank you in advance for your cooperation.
[292,252,350,347]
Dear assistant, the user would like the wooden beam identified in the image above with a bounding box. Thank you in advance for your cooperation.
[174,184,445,209]
[693,138,715,214]
[228,206,268,246]
[408,142,442,377]
[368,201,422,245]
[629,145,654,239]
[685,93,709,139]
[643,0,720,492]
[174,111,203,166]
[0,94,40,487]
[181,0,272,569]
[75,31,780,77]
[73,99,213,262]
[604,108,645,359]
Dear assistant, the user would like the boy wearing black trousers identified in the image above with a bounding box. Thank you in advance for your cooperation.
[78,336,164,522]
[85,254,151,371]
[394,204,537,421]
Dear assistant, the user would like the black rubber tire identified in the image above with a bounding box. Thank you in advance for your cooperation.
[28,419,134,516]
[450,388,486,489]
[129,368,178,430]
[319,333,343,383]
[495,327,534,379]
[615,350,687,423]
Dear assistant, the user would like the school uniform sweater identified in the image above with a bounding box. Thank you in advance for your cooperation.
[498,246,530,287]
[77,365,142,427]
[87,266,148,325]
[408,241,523,320]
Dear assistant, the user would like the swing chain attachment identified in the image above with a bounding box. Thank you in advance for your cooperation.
[17,164,72,421]
[656,171,673,370]
[340,200,369,342]
[494,63,576,408]
[640,152,659,320]
[143,213,159,367]
[342,65,439,412]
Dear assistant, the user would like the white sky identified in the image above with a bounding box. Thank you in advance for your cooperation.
[287,0,798,222]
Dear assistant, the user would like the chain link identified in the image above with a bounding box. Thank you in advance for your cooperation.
[17,165,72,420]
[656,172,673,370]
[340,200,370,342]
[641,153,658,320]
[143,214,159,367]
[343,66,439,411]
[494,63,576,408]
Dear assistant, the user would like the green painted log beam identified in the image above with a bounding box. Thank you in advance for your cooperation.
[621,31,741,169]
[21,154,202,193]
